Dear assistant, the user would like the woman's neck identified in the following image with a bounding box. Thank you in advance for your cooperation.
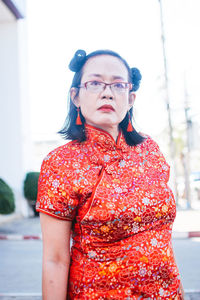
[85,123,119,142]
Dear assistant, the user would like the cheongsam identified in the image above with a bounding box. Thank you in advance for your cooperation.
[36,124,182,299]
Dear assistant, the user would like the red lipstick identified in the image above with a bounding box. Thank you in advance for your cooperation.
[98,105,115,112]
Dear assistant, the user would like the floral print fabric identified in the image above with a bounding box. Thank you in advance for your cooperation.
[36,124,182,299]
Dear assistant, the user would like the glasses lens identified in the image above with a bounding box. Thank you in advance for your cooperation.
[86,81,104,92]
[111,82,128,93]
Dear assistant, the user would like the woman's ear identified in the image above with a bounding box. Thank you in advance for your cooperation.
[70,88,80,107]
[128,92,136,108]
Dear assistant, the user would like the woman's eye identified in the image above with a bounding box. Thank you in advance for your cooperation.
[90,81,102,86]
[113,83,124,89]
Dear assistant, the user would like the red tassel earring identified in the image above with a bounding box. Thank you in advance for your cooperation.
[127,111,134,132]
[76,107,82,125]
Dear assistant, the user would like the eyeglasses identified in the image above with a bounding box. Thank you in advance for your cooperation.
[79,80,133,94]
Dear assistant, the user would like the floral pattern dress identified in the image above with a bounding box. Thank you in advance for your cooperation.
[36,124,182,299]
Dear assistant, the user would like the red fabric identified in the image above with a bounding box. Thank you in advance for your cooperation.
[36,124,182,299]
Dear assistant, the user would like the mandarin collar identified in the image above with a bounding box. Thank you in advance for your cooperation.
[85,124,130,153]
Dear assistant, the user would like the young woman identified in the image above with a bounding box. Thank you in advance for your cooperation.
[36,49,184,299]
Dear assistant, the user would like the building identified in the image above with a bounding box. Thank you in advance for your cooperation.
[0,0,32,216]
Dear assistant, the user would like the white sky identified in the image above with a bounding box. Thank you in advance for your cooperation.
[26,0,200,144]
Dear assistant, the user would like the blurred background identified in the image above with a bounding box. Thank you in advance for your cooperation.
[1,0,200,216]
[0,0,200,298]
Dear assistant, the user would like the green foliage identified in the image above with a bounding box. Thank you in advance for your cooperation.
[0,179,15,214]
[23,172,40,201]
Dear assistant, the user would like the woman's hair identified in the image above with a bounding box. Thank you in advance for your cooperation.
[58,49,145,146]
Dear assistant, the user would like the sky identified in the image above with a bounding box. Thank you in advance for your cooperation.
[26,0,200,147]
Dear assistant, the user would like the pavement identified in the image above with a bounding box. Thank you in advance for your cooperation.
[0,208,200,299]
[172,208,200,238]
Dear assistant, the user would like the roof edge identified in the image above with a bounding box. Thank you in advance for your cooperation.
[2,0,24,19]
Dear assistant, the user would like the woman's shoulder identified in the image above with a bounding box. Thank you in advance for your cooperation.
[136,132,166,159]
[41,140,82,168]
[138,132,169,165]
[137,132,159,149]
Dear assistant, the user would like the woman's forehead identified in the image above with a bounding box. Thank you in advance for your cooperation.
[82,55,128,80]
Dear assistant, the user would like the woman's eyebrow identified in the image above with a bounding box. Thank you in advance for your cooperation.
[88,74,125,80]
[112,75,126,80]
[88,74,103,78]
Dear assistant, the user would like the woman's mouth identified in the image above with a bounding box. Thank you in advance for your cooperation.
[98,105,115,112]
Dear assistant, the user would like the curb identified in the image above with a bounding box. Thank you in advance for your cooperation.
[0,293,41,297]
[172,231,200,239]
[0,232,200,241]
[0,234,42,240]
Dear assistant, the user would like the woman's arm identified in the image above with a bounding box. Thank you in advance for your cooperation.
[40,213,72,300]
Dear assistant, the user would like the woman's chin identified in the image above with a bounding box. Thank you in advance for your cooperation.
[88,118,118,128]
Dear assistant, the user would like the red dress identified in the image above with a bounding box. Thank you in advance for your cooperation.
[36,124,182,299]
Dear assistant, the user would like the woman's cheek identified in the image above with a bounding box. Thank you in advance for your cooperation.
[118,106,128,120]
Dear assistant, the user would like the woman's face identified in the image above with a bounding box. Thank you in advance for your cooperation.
[71,55,135,132]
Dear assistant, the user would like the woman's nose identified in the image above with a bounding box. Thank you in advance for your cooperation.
[101,85,114,99]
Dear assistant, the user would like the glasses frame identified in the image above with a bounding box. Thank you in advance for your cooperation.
[79,80,133,93]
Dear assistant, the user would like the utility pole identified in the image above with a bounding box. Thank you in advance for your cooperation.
[183,73,192,208]
[158,0,179,203]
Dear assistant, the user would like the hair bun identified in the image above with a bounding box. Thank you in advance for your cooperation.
[69,49,86,72]
[131,67,142,91]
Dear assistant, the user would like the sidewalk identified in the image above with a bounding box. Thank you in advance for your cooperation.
[172,208,200,238]
[0,213,22,226]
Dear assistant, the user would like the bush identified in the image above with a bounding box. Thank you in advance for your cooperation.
[23,172,40,216]
[24,172,40,201]
[0,179,15,214]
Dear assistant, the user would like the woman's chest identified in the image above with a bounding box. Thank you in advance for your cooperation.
[72,153,176,240]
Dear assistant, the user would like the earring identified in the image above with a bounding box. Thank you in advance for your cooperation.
[127,111,134,132]
[76,107,82,125]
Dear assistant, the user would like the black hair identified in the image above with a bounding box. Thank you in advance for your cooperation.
[58,49,145,146]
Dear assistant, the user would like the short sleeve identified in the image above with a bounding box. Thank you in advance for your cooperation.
[36,152,79,221]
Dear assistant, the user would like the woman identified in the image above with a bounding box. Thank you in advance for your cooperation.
[36,49,184,299]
